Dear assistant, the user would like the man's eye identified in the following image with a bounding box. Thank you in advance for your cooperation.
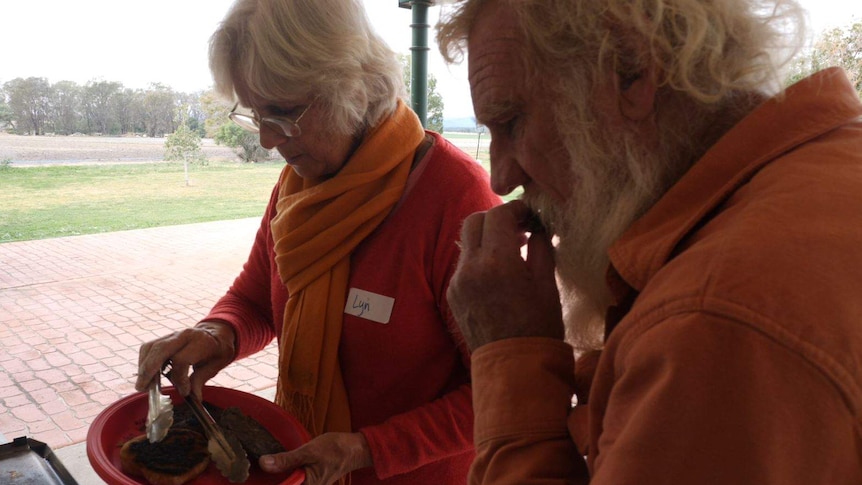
[498,117,519,136]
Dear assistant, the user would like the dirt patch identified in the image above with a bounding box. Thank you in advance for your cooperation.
[0,133,239,165]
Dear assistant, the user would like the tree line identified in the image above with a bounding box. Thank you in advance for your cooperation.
[0,54,446,139]
[0,78,211,138]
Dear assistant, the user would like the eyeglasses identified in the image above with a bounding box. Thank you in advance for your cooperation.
[228,99,314,138]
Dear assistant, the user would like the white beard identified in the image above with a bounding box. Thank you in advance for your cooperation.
[521,116,682,352]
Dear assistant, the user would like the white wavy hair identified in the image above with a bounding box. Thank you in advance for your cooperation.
[438,0,806,103]
[210,0,405,135]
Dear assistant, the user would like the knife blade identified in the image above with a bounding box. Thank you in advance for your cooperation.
[145,371,173,443]
[163,362,250,483]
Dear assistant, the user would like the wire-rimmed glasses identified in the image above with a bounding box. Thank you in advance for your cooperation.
[228,100,314,138]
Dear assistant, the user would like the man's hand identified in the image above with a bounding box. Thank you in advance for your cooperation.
[448,200,565,351]
[259,432,372,485]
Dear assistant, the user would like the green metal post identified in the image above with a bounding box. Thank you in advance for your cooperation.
[409,1,431,127]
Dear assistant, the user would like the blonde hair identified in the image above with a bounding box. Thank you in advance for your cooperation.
[437,0,806,103]
[210,0,405,135]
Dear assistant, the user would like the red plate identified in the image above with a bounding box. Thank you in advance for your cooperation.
[87,386,309,485]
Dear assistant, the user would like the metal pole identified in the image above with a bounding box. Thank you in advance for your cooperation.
[409,1,431,127]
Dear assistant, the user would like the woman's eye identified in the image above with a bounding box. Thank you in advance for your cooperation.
[270,105,302,118]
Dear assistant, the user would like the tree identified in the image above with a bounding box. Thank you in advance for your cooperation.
[202,89,272,163]
[165,106,206,186]
[112,88,139,135]
[81,80,122,134]
[140,83,177,137]
[0,103,12,131]
[51,81,82,135]
[200,89,231,138]
[399,54,445,133]
[214,122,272,163]
[425,76,445,133]
[178,91,206,137]
[4,77,52,135]
[787,21,862,97]
[0,87,13,131]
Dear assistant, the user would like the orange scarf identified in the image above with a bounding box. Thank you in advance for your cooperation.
[271,100,425,436]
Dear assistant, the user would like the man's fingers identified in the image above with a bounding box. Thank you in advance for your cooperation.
[458,211,486,251]
[481,200,534,254]
[526,226,556,280]
[459,201,539,256]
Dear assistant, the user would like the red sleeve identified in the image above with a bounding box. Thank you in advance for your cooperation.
[360,384,474,478]
[430,142,488,368]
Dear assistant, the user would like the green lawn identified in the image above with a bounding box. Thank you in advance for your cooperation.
[0,162,284,243]
[0,134,508,243]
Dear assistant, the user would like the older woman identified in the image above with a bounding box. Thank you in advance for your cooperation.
[134,0,500,484]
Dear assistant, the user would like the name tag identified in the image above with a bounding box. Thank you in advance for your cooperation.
[344,288,395,324]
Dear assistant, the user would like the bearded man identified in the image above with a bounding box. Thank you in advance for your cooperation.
[437,0,862,483]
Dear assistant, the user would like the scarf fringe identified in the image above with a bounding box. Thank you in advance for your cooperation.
[276,389,318,437]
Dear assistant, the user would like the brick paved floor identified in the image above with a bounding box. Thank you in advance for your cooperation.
[0,218,279,450]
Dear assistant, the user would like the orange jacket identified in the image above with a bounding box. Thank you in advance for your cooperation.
[469,67,862,484]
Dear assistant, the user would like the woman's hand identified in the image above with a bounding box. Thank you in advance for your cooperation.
[447,200,565,350]
[259,432,373,485]
[135,321,236,398]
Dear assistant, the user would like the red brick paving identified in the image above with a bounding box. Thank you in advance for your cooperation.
[0,218,279,449]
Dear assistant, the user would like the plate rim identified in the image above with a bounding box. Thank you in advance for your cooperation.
[86,385,309,485]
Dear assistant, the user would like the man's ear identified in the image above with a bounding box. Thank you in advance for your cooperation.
[617,66,657,121]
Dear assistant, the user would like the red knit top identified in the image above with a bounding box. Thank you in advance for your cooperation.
[205,131,501,483]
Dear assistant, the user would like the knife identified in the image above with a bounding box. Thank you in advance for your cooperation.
[145,367,173,443]
[163,361,251,483]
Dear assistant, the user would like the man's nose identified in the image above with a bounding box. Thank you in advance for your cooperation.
[489,140,528,195]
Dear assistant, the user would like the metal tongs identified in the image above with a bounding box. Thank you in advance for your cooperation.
[162,361,250,483]
[146,362,173,443]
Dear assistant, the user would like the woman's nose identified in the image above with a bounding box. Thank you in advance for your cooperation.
[258,124,288,150]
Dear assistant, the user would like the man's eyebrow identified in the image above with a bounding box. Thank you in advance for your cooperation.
[475,100,517,126]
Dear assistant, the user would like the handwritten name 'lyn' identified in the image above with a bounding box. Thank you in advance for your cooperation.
[351,294,371,317]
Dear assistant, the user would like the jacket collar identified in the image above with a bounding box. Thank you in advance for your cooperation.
[607,67,862,298]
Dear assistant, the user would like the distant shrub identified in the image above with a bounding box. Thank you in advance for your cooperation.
[164,124,206,164]
[214,123,271,163]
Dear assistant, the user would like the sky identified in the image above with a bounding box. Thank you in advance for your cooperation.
[1,0,860,120]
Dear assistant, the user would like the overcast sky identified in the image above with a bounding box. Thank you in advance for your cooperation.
[1,0,859,119]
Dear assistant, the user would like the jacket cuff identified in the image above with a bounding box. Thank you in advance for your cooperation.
[471,338,576,444]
